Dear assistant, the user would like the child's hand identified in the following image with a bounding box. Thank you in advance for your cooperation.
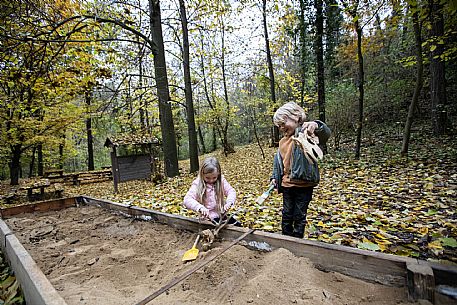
[199,206,210,218]
[222,203,230,215]
[302,121,318,136]
[271,179,277,187]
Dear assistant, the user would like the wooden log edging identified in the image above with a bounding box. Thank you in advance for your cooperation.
[0,200,73,305]
[0,197,76,218]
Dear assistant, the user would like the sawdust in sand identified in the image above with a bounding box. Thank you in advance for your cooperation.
[4,204,419,305]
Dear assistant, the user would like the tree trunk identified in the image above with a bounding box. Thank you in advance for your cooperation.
[149,0,179,177]
[37,144,43,176]
[220,21,235,156]
[179,0,199,173]
[354,20,364,160]
[429,0,448,134]
[59,135,65,170]
[249,107,265,159]
[197,125,206,154]
[315,0,327,154]
[9,144,21,185]
[139,44,146,131]
[86,91,94,171]
[298,0,308,106]
[315,0,325,122]
[262,0,279,146]
[199,29,231,154]
[212,126,217,152]
[28,146,36,178]
[324,0,341,79]
[401,5,423,157]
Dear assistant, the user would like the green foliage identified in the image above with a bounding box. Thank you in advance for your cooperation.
[0,0,116,180]
[324,81,357,149]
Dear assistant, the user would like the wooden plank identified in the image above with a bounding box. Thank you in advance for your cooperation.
[119,174,150,182]
[43,169,64,178]
[111,148,119,193]
[0,219,12,248]
[117,155,151,182]
[0,197,76,218]
[435,285,457,305]
[220,228,411,286]
[429,261,457,287]
[0,221,67,305]
[117,154,150,164]
[78,178,111,185]
[407,261,435,302]
[77,169,111,175]
[81,197,211,233]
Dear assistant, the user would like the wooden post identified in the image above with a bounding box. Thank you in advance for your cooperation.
[407,261,435,302]
[110,147,119,193]
[27,189,33,200]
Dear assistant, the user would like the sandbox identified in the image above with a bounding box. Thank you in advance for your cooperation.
[0,197,455,305]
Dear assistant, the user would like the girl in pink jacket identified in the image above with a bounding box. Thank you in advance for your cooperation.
[183,157,239,225]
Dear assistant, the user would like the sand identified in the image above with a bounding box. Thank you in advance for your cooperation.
[4,204,419,305]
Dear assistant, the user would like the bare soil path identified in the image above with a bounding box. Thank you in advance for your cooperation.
[4,204,419,305]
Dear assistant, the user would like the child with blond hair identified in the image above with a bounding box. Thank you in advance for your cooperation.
[183,156,239,225]
[271,102,331,238]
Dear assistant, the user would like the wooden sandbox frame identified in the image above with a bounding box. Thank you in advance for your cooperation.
[0,196,456,305]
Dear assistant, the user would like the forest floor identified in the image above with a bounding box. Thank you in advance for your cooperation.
[4,204,419,305]
[1,126,456,264]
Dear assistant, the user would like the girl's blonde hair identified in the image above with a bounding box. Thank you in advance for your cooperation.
[273,102,307,127]
[196,156,224,217]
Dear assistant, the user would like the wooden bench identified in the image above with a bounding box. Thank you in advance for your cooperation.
[40,169,112,186]
[49,183,64,198]
[43,169,64,178]
[19,180,51,201]
[72,169,112,186]
[0,191,18,204]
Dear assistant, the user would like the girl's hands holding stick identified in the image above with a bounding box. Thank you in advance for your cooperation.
[198,206,210,218]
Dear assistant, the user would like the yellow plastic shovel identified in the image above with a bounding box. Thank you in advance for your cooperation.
[182,234,200,262]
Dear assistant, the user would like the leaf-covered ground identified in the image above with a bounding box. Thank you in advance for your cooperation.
[61,129,457,264]
[0,251,24,304]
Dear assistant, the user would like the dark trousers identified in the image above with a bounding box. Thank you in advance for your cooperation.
[282,186,313,238]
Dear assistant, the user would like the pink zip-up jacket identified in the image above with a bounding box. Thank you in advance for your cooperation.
[183,176,236,220]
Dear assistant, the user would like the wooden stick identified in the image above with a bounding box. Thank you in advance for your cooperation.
[134,229,255,305]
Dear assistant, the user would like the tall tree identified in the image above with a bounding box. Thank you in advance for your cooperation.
[428,0,448,134]
[401,1,424,156]
[340,0,364,159]
[0,0,90,184]
[298,0,310,106]
[85,90,95,171]
[179,0,199,173]
[195,3,235,156]
[324,0,342,78]
[149,0,179,177]
[315,0,326,124]
[262,0,279,146]
[219,16,235,155]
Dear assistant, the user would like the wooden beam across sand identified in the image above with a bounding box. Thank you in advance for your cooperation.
[0,196,456,305]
